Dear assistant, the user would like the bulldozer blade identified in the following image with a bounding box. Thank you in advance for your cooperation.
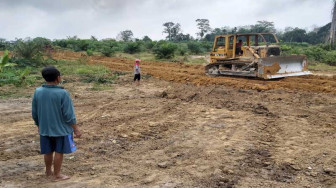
[258,55,311,79]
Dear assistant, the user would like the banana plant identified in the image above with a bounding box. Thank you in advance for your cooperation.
[0,50,16,73]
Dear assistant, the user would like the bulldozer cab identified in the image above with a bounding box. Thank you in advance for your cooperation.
[211,33,280,62]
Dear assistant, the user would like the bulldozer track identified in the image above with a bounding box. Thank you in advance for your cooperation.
[53,51,336,93]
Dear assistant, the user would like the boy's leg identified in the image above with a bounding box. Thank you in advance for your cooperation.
[40,135,54,177]
[137,74,140,86]
[53,152,69,180]
[53,134,76,181]
[44,152,53,176]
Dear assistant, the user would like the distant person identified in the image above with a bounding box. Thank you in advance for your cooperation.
[32,66,82,182]
[134,59,141,86]
[236,39,243,55]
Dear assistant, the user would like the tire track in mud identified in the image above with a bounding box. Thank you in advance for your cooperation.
[53,51,336,93]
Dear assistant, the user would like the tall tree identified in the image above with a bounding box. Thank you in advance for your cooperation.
[282,28,307,42]
[196,19,211,38]
[328,1,336,47]
[118,30,134,42]
[163,22,181,41]
[171,23,181,41]
[204,28,224,41]
[142,36,152,42]
[251,20,275,33]
[163,22,175,41]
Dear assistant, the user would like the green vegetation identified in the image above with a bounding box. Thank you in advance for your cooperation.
[51,59,119,88]
[1,58,118,88]
[153,41,177,59]
[280,43,336,66]
[0,39,119,96]
[0,50,16,73]
[0,19,335,95]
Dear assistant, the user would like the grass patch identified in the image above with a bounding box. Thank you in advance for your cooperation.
[114,51,209,65]
[0,58,120,98]
[115,52,156,61]
[308,62,336,72]
[187,57,208,64]
[50,59,118,85]
[91,83,113,91]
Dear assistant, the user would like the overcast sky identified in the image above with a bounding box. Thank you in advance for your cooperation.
[0,0,333,40]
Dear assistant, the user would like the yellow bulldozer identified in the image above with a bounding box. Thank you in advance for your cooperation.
[205,33,311,79]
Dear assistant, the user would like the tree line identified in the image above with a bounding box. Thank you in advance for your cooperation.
[0,19,335,65]
[94,19,329,45]
[157,19,329,45]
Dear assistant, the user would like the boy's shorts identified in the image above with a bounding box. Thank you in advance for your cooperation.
[40,134,76,154]
[134,74,141,81]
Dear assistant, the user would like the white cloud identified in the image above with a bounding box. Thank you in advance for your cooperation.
[0,0,333,40]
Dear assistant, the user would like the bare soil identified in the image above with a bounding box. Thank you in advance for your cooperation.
[0,51,335,187]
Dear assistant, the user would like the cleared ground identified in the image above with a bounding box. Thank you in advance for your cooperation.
[0,51,335,187]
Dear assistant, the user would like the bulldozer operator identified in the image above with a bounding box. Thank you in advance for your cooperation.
[236,39,243,55]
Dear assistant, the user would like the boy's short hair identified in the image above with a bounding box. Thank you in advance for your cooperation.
[42,66,60,82]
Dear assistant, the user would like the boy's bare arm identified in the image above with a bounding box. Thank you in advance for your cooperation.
[72,124,82,138]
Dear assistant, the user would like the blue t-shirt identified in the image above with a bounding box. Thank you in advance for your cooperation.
[32,85,76,137]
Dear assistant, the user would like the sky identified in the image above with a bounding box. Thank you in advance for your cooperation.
[0,0,333,40]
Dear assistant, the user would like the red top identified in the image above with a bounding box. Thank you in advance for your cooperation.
[236,42,242,47]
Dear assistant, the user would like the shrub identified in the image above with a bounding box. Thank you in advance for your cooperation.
[100,46,115,57]
[200,41,213,52]
[86,49,94,56]
[0,67,33,86]
[13,39,43,59]
[144,41,156,50]
[187,42,204,54]
[280,44,292,52]
[0,38,10,50]
[12,39,44,67]
[304,46,326,62]
[153,42,177,59]
[32,37,52,47]
[178,45,188,56]
[0,50,16,73]
[123,42,142,54]
[323,51,336,66]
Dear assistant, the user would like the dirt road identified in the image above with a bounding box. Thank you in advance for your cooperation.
[0,51,335,187]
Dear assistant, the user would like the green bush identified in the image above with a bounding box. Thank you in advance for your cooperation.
[187,42,204,54]
[123,42,142,54]
[0,67,34,86]
[200,41,213,52]
[53,39,68,48]
[304,46,326,62]
[86,49,94,56]
[322,51,336,66]
[280,44,292,52]
[0,38,11,50]
[0,50,16,73]
[178,45,188,56]
[144,41,156,50]
[13,39,43,59]
[12,39,44,67]
[32,37,52,47]
[153,41,177,59]
[100,46,115,57]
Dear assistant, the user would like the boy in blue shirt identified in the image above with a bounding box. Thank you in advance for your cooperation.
[32,66,82,181]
